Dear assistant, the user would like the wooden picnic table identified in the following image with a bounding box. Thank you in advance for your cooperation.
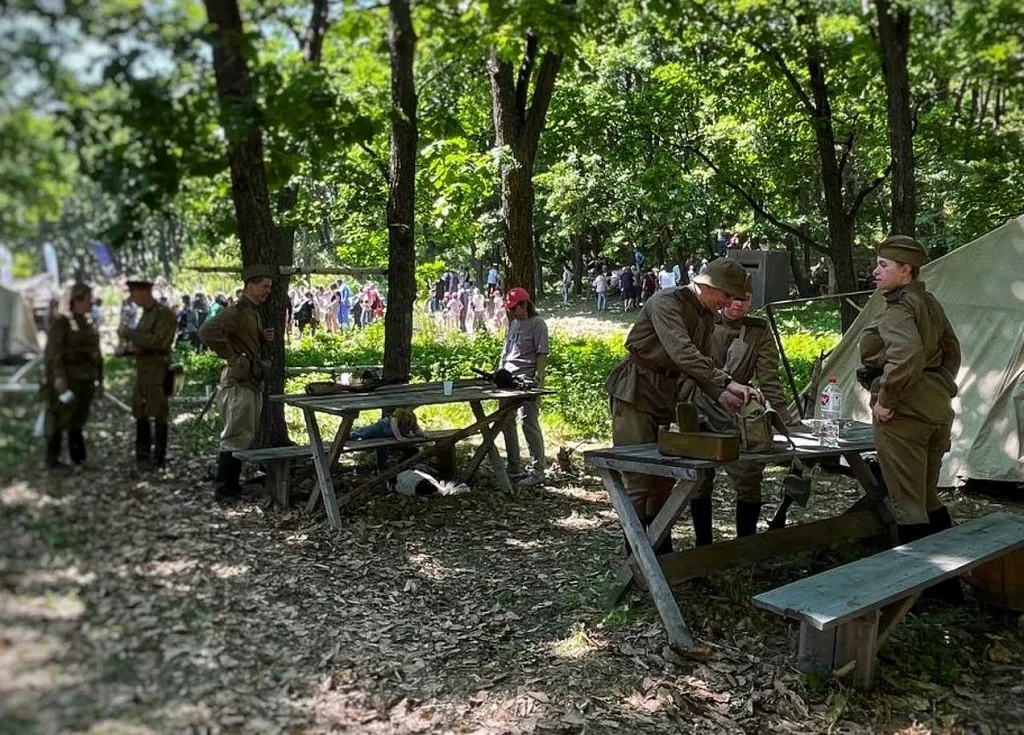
[276,379,551,529]
[583,422,896,650]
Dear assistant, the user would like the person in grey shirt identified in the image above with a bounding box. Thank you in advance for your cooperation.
[499,287,549,485]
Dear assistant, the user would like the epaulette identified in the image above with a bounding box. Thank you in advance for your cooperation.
[885,289,904,304]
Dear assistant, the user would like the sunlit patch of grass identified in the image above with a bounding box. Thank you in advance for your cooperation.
[551,623,601,659]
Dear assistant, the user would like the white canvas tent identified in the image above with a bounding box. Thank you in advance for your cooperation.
[0,273,57,361]
[814,215,1024,487]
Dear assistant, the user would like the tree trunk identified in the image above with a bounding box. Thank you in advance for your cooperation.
[784,234,814,297]
[489,33,563,294]
[203,0,287,446]
[571,234,583,295]
[875,0,916,236]
[804,39,861,329]
[382,0,417,381]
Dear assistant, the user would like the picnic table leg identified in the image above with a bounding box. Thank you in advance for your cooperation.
[303,407,342,529]
[604,472,697,608]
[307,413,356,512]
[599,468,694,650]
[460,401,520,486]
[843,452,898,543]
[470,400,512,492]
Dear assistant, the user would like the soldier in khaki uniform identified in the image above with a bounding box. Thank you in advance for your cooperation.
[859,235,962,601]
[687,283,797,544]
[199,265,275,503]
[118,278,177,467]
[43,283,103,468]
[605,258,757,552]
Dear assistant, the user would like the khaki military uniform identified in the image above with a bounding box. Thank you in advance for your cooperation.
[199,296,267,452]
[859,280,960,525]
[687,315,793,502]
[121,302,176,421]
[43,314,103,464]
[605,285,732,516]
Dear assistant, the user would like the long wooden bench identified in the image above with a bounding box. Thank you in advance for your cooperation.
[235,429,457,508]
[752,512,1024,689]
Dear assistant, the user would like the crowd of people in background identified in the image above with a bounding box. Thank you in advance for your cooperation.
[289,280,385,337]
[573,249,717,313]
[427,264,509,334]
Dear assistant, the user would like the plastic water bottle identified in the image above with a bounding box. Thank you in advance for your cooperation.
[820,376,842,448]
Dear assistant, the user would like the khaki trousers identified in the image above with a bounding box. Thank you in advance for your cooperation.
[132,381,169,422]
[689,461,765,503]
[874,416,950,525]
[217,385,264,452]
[611,398,687,518]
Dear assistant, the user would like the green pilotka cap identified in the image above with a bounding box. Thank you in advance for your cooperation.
[241,264,276,281]
[877,235,928,267]
[693,258,750,298]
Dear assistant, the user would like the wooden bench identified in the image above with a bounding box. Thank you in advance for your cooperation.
[753,512,1024,689]
[235,429,458,508]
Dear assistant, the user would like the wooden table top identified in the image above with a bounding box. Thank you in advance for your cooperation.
[274,379,551,415]
[585,423,876,474]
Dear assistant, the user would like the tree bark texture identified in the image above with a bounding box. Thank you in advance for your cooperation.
[383,0,417,381]
[489,34,562,293]
[203,0,288,446]
[875,0,916,236]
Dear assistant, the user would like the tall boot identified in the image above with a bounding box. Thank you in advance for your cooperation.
[135,419,152,463]
[690,497,714,547]
[214,451,243,503]
[735,501,761,538]
[926,506,965,604]
[68,427,86,465]
[45,430,64,468]
[153,423,169,467]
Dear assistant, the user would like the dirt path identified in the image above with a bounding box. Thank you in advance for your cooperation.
[3,400,1024,734]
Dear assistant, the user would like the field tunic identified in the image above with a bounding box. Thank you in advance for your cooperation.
[709,315,794,424]
[605,284,731,422]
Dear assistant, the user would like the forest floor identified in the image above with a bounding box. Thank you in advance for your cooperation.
[3,388,1024,735]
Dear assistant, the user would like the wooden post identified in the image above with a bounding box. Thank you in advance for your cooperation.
[966,547,1024,611]
[797,624,836,674]
[833,609,880,690]
[599,468,694,650]
[266,458,292,508]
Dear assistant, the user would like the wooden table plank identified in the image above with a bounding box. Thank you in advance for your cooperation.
[753,512,1024,631]
[280,384,550,413]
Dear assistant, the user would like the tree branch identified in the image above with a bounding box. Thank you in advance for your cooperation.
[514,33,540,125]
[358,140,390,186]
[847,161,893,221]
[522,50,562,155]
[670,139,826,254]
[301,0,331,64]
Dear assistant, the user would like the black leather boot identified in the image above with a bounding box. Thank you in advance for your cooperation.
[135,419,152,463]
[214,451,243,503]
[153,423,169,467]
[45,430,64,468]
[690,497,714,547]
[68,427,86,465]
[736,501,761,538]
[926,506,965,604]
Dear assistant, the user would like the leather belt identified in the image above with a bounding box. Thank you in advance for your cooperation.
[628,353,680,379]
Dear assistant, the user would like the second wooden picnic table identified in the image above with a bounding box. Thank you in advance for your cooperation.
[276,379,551,528]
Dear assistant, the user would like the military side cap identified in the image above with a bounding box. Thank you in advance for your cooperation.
[877,235,928,267]
[693,258,749,298]
[242,264,276,281]
[125,277,154,289]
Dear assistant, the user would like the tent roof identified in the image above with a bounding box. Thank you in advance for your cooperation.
[815,215,1024,486]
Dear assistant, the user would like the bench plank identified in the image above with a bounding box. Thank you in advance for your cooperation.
[235,429,458,462]
[753,512,1024,631]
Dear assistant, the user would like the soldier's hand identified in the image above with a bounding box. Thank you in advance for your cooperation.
[262,328,275,343]
[725,381,758,404]
[873,404,894,423]
[718,390,744,414]
[54,377,68,394]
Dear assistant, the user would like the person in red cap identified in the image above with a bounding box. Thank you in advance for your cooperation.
[498,286,549,485]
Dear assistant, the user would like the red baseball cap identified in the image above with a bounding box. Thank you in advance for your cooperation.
[504,287,531,309]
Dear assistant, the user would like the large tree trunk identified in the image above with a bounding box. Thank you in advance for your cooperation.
[489,33,562,293]
[203,0,287,446]
[382,0,417,381]
[876,0,916,236]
